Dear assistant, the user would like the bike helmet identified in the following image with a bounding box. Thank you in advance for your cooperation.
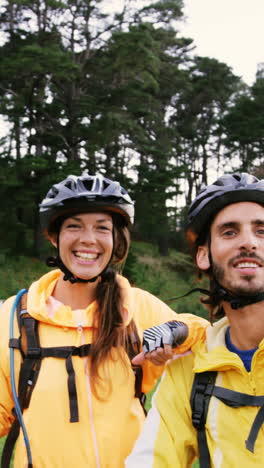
[39,173,135,235]
[39,174,134,284]
[186,172,264,250]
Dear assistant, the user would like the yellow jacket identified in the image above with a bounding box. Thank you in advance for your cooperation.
[0,270,208,468]
[126,316,264,467]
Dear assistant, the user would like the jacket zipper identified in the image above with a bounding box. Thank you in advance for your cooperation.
[77,316,101,468]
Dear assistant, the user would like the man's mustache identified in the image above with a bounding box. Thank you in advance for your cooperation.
[228,251,264,267]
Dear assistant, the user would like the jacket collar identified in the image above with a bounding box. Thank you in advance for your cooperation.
[193,316,264,373]
[27,270,134,328]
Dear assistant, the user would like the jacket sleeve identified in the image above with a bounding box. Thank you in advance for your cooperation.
[174,312,209,353]
[135,288,209,347]
[134,289,208,392]
[0,297,18,437]
[126,354,198,468]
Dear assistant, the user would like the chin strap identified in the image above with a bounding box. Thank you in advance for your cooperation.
[46,256,98,283]
[208,280,264,310]
[46,255,113,283]
[166,279,264,310]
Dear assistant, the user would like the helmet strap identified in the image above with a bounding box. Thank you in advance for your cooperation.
[46,254,98,283]
[208,278,264,310]
[164,280,264,311]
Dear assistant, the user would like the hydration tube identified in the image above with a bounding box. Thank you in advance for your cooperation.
[9,289,33,467]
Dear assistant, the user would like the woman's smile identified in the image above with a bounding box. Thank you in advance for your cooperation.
[74,251,100,262]
[57,212,114,279]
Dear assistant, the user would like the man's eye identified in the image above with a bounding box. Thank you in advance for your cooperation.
[98,225,111,231]
[222,230,235,237]
[257,229,264,235]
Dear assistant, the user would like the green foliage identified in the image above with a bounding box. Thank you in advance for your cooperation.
[222,75,264,171]
[140,0,184,23]
[0,256,49,299]
[123,241,209,318]
[0,437,13,467]
[192,462,200,468]
[0,438,4,452]
[0,0,263,261]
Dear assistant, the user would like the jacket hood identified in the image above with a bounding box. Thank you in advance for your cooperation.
[27,269,134,328]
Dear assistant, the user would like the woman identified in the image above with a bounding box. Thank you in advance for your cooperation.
[0,174,207,467]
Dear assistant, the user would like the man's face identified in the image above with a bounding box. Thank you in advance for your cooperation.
[196,202,264,296]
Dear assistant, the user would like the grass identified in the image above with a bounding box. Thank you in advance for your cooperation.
[0,438,5,452]
[123,240,209,318]
[0,241,209,319]
[0,255,50,299]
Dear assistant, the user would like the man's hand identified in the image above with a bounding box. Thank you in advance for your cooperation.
[132,321,188,366]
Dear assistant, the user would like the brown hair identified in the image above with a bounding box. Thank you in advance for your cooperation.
[89,216,140,396]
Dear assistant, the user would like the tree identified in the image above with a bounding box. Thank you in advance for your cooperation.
[0,0,253,258]
[222,75,264,172]
[169,56,241,204]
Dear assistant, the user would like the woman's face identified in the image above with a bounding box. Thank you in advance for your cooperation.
[52,212,114,280]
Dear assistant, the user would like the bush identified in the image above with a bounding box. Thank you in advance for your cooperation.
[0,256,49,300]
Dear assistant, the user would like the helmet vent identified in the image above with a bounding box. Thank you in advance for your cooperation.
[82,180,94,191]
[102,180,110,191]
[50,187,59,198]
[65,181,76,190]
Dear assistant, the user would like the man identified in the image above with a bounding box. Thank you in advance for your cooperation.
[126,172,264,467]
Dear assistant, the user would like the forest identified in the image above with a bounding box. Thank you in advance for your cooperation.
[0,0,264,259]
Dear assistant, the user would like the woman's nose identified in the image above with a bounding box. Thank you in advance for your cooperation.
[79,227,96,243]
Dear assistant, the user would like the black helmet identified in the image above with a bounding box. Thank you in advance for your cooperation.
[186,172,264,249]
[39,173,135,234]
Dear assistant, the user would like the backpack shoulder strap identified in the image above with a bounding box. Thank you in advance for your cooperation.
[190,371,217,468]
[2,291,40,468]
[10,291,41,409]
[126,322,146,414]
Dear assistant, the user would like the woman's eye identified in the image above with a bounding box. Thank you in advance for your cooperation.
[66,224,80,229]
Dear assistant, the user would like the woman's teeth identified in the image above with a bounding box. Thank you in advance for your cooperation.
[75,252,98,260]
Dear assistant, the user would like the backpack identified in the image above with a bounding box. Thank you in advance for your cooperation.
[2,290,145,468]
[191,370,264,468]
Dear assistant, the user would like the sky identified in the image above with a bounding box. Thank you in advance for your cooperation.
[179,0,264,85]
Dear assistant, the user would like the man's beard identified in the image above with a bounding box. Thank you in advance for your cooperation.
[211,254,264,297]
